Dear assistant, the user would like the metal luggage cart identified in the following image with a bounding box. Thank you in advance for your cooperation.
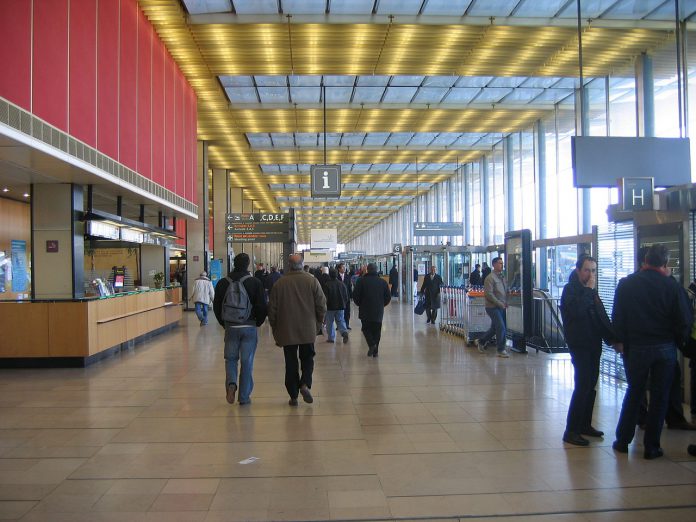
[440,287,491,343]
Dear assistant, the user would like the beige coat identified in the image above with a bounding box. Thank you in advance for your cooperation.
[484,270,508,309]
[268,270,327,346]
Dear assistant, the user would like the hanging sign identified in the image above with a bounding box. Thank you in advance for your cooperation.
[310,165,341,198]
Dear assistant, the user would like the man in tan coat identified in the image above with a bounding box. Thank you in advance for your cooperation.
[268,253,327,405]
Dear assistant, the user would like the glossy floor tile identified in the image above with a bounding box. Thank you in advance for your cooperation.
[0,302,695,520]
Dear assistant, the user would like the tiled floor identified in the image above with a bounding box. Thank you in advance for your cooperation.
[1,301,695,521]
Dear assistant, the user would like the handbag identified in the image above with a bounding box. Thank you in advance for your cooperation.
[414,296,425,315]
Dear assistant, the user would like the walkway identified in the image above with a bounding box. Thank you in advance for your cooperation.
[1,301,695,521]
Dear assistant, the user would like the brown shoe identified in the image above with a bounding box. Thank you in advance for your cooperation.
[226,383,237,404]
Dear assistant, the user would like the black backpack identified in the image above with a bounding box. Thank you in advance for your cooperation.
[222,275,253,325]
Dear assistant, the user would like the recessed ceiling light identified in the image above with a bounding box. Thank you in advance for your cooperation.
[2,187,8,192]
[23,193,29,198]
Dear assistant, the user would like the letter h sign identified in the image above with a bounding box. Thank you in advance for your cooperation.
[621,177,654,211]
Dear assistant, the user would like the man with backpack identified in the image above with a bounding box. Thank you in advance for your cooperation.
[268,253,326,405]
[213,253,267,406]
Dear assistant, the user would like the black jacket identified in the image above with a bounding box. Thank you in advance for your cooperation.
[213,270,268,327]
[338,271,352,298]
[469,269,482,286]
[389,267,399,286]
[353,272,391,322]
[560,271,613,349]
[420,273,444,308]
[612,268,691,347]
[323,278,349,311]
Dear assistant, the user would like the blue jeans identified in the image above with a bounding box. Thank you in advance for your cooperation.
[194,302,208,324]
[480,307,507,353]
[325,309,347,340]
[615,343,677,452]
[224,327,258,403]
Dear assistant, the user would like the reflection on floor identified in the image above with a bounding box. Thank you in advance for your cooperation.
[0,302,695,521]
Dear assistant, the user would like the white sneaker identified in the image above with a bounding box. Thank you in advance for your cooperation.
[497,350,510,358]
[475,339,487,353]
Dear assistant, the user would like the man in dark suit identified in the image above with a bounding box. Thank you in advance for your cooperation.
[353,263,391,357]
[420,265,444,325]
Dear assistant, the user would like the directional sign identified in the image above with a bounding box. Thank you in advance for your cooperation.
[311,165,341,198]
[393,243,402,253]
[621,177,654,211]
[413,222,463,237]
[226,213,289,243]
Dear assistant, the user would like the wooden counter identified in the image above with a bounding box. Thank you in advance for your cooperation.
[0,287,182,365]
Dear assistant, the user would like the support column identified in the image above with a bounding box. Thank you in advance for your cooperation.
[576,87,592,234]
[463,165,471,245]
[186,141,209,308]
[31,184,84,299]
[212,168,230,273]
[536,120,549,290]
[505,135,515,232]
[481,156,490,246]
[636,52,655,137]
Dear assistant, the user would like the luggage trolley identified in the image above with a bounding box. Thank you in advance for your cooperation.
[440,287,491,343]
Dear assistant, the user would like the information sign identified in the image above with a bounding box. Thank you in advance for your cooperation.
[311,228,338,249]
[621,177,654,211]
[413,222,463,237]
[226,213,289,243]
[393,243,402,253]
[310,165,341,198]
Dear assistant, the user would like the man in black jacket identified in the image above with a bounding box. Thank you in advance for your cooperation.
[353,263,391,357]
[612,244,692,459]
[337,263,352,329]
[560,255,615,446]
[389,264,399,297]
[469,264,482,287]
[213,253,267,406]
[322,268,349,343]
[420,265,444,325]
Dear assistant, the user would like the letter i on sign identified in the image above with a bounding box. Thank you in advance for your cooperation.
[322,171,330,189]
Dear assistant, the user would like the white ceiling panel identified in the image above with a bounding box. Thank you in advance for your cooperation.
[421,0,471,15]
[329,0,375,14]
[183,0,232,14]
[225,87,258,103]
[232,0,279,14]
[382,86,418,103]
[352,87,386,103]
[412,87,448,103]
[290,86,321,103]
[257,86,289,103]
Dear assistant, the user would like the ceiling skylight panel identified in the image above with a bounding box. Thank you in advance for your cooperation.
[520,77,564,88]
[298,164,312,172]
[370,163,390,171]
[320,133,341,147]
[467,0,519,16]
[357,76,391,87]
[352,163,372,170]
[500,88,544,103]
[295,133,319,147]
[283,0,327,14]
[376,0,425,15]
[473,88,513,103]
[386,133,414,146]
[390,76,426,86]
[254,76,287,87]
[442,88,480,104]
[219,75,253,87]
[246,134,273,148]
[558,0,633,18]
[452,134,485,147]
[183,0,232,14]
[353,87,386,103]
[289,75,322,86]
[325,87,353,103]
[341,133,367,146]
[279,164,299,172]
[442,163,459,170]
[260,165,280,173]
[324,75,356,86]
[456,76,493,88]
[290,87,321,103]
[383,87,418,103]
[271,133,295,147]
[423,76,458,87]
[412,87,448,104]
[387,163,408,171]
[489,77,527,88]
[225,87,258,103]
[330,0,375,14]
[233,0,278,14]
[408,133,439,146]
[421,0,470,15]
[430,133,459,147]
[364,133,390,146]
[258,87,289,103]
[514,0,568,17]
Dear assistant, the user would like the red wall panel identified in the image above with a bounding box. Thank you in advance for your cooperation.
[151,38,165,187]
[191,89,198,205]
[184,86,192,202]
[33,0,69,130]
[175,73,185,202]
[136,9,152,179]
[119,0,138,170]
[0,0,31,110]
[176,219,186,247]
[164,54,175,192]
[97,0,120,160]
[69,0,97,147]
